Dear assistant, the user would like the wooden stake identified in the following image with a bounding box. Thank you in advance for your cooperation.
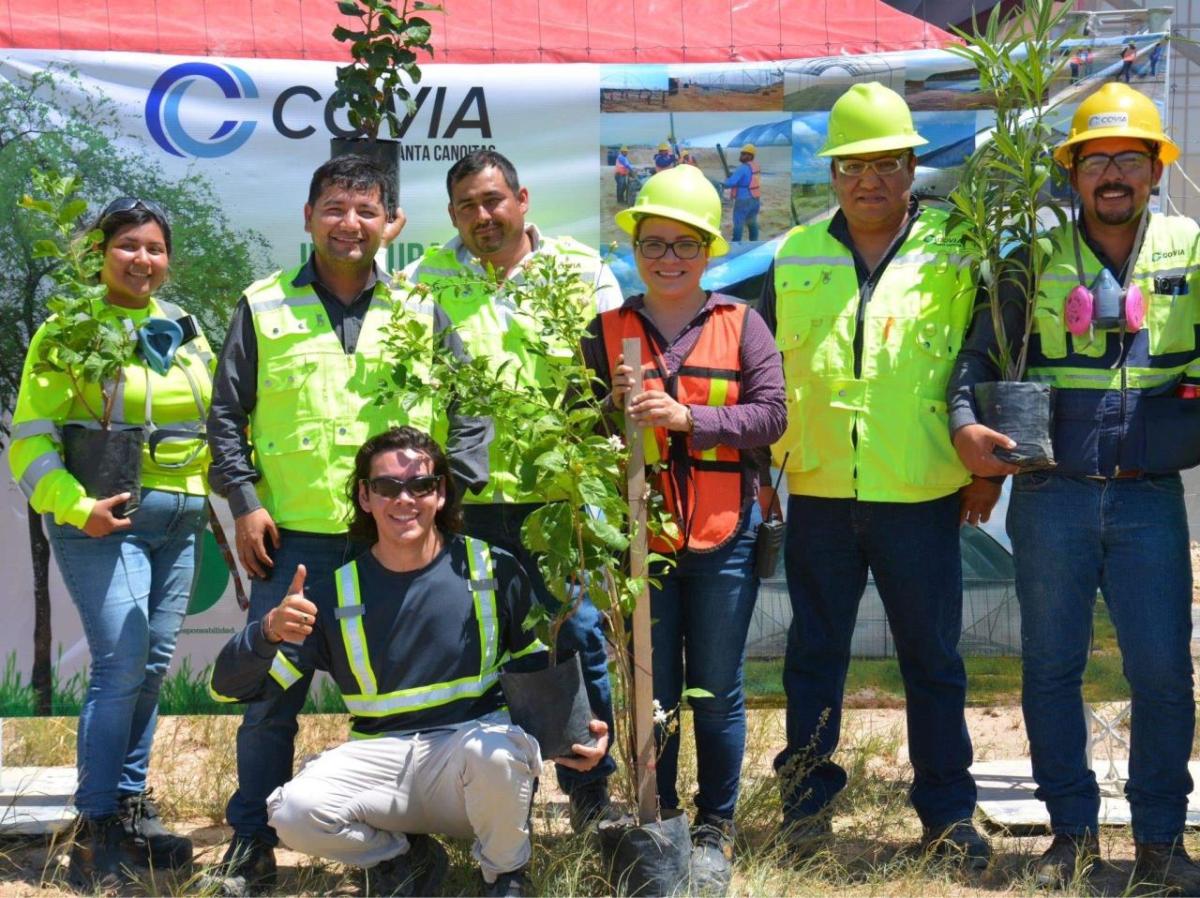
[622,337,657,825]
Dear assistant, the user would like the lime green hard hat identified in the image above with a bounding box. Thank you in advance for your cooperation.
[818,82,927,157]
[615,165,730,257]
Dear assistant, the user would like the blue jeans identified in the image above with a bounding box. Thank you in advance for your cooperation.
[775,494,976,828]
[652,504,761,819]
[1008,472,1195,844]
[226,529,361,844]
[732,197,760,242]
[45,488,206,819]
[462,503,616,792]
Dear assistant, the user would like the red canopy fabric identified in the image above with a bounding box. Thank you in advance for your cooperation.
[0,0,955,62]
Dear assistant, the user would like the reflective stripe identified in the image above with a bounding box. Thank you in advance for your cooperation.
[509,638,548,661]
[336,562,379,696]
[249,295,322,314]
[18,451,65,499]
[1027,365,1184,390]
[207,681,241,704]
[891,251,966,268]
[332,542,504,718]
[11,419,59,440]
[776,255,856,269]
[268,652,304,690]
[343,669,501,716]
[465,537,499,672]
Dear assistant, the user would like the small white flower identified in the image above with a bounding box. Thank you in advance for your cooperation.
[607,435,625,453]
[652,698,668,725]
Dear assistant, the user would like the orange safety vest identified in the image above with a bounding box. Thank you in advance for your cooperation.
[1123,47,1136,62]
[600,303,748,554]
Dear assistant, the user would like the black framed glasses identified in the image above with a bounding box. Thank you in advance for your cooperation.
[833,154,910,177]
[365,474,442,499]
[1076,151,1154,177]
[99,196,170,224]
[634,237,707,260]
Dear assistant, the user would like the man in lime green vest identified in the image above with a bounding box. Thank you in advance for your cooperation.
[205,155,490,893]
[950,84,1200,892]
[759,83,996,865]
[403,150,623,833]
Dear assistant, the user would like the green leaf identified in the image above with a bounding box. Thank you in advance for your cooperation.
[31,239,62,259]
[336,0,360,15]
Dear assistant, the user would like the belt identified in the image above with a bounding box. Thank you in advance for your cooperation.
[1085,469,1144,480]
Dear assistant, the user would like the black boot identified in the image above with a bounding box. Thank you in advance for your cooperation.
[1133,840,1200,895]
[200,836,277,897]
[1031,833,1101,889]
[690,813,735,896]
[484,867,530,897]
[359,835,449,898]
[68,815,128,892]
[117,791,193,869]
[568,779,622,834]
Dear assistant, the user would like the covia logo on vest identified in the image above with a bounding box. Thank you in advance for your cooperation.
[146,62,259,158]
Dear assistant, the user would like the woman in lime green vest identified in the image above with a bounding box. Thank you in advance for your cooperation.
[9,198,213,888]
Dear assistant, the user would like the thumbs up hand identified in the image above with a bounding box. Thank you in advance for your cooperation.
[263,565,318,644]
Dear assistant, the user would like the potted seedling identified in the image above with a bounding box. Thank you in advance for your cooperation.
[946,0,1076,470]
[19,170,143,512]
[381,256,691,895]
[329,0,438,198]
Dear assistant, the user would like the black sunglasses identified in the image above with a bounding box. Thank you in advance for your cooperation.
[99,196,170,225]
[365,474,442,499]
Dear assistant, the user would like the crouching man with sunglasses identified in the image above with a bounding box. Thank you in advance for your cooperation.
[210,427,608,897]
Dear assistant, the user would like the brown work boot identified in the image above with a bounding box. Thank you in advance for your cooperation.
[1032,833,1101,890]
[1133,840,1200,895]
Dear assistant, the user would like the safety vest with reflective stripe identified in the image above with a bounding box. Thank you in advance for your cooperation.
[244,267,437,534]
[1024,214,1200,474]
[329,537,544,735]
[772,207,974,502]
[8,296,214,529]
[600,303,748,553]
[405,237,606,504]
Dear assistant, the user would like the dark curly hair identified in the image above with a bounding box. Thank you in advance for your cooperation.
[346,426,463,543]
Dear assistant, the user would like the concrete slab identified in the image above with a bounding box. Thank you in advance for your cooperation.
[974,759,1200,831]
[0,766,77,835]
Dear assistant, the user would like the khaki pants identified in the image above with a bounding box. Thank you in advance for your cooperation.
[266,713,541,882]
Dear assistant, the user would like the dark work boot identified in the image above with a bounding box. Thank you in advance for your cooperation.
[200,835,277,897]
[780,813,833,863]
[568,779,622,834]
[920,820,991,871]
[68,814,128,892]
[1133,840,1200,895]
[1032,832,1101,889]
[118,791,194,869]
[690,813,735,896]
[359,835,449,897]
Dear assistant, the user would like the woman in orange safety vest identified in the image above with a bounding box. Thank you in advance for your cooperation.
[581,165,785,894]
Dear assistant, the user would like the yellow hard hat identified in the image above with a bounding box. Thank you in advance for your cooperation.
[1054,83,1179,166]
[818,82,927,157]
[658,142,670,151]
[615,165,730,257]
[740,144,757,156]
[619,145,629,152]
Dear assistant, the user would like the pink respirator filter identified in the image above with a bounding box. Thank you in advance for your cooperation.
[1065,285,1094,336]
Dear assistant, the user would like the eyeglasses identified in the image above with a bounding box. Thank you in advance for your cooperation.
[833,154,910,177]
[99,196,170,224]
[1075,151,1154,177]
[634,237,707,260]
[365,474,442,499]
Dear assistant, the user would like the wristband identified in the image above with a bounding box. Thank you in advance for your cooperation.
[263,609,282,644]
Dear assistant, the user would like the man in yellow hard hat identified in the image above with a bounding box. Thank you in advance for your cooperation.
[949,82,1200,891]
[722,144,761,242]
[760,81,994,865]
[654,141,678,172]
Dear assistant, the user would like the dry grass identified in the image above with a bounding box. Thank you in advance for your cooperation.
[0,707,1188,896]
